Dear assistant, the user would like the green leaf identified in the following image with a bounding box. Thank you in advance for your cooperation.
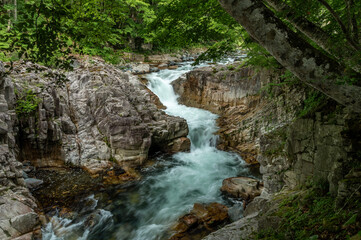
[343,214,358,227]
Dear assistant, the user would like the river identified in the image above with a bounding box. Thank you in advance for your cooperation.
[42,61,251,240]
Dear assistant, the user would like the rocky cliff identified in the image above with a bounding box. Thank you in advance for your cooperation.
[0,62,41,240]
[11,58,189,175]
[172,64,306,164]
[0,58,191,239]
[172,63,361,239]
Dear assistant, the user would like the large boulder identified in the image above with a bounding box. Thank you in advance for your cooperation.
[170,202,229,240]
[220,177,263,201]
[9,58,190,176]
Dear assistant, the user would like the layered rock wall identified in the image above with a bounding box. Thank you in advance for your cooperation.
[172,64,305,164]
[0,62,40,240]
[172,63,361,239]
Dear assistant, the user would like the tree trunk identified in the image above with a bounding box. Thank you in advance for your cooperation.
[218,0,361,113]
[264,0,360,73]
[14,0,17,21]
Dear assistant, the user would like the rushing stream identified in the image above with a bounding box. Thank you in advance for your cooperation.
[42,61,251,240]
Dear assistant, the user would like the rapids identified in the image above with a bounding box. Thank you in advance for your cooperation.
[42,61,251,240]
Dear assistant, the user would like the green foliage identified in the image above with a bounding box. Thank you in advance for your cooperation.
[260,70,299,98]
[15,89,41,117]
[0,0,242,66]
[149,0,240,49]
[241,33,281,69]
[256,187,361,240]
[194,39,238,65]
[299,90,328,118]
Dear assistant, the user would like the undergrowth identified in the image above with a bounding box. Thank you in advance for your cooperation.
[256,185,361,240]
[15,89,41,117]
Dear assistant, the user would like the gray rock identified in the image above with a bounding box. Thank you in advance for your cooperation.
[10,212,39,234]
[9,59,190,174]
[24,178,43,189]
[220,177,264,200]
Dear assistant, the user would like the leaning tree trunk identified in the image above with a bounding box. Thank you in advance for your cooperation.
[218,0,361,113]
[264,0,361,73]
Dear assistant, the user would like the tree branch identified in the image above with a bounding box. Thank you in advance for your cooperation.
[264,0,333,55]
[263,0,361,73]
[345,0,359,44]
[317,0,360,51]
[218,0,361,113]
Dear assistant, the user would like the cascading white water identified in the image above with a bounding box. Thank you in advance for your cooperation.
[42,195,114,240]
[126,63,248,239]
[42,61,250,240]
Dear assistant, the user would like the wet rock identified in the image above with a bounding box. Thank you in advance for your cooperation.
[227,204,243,222]
[168,65,179,70]
[220,177,263,201]
[165,137,191,154]
[30,168,103,210]
[147,54,181,63]
[24,178,44,189]
[150,67,160,73]
[0,62,40,239]
[170,202,229,240]
[102,167,140,185]
[130,63,151,74]
[158,63,169,69]
[172,64,306,165]
[10,212,39,235]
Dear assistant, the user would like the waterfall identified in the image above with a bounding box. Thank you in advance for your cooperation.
[42,61,249,240]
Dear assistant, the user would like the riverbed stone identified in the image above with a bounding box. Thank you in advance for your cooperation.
[10,212,39,234]
[170,202,230,240]
[220,177,263,200]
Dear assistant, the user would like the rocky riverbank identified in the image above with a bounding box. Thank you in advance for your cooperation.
[1,56,360,239]
[0,62,41,239]
[172,63,361,239]
[0,56,193,239]
[172,63,305,165]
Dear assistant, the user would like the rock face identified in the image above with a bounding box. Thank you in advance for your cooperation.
[170,202,230,240]
[0,62,40,239]
[220,177,263,201]
[173,63,361,240]
[9,58,190,175]
[203,195,281,240]
[172,64,305,164]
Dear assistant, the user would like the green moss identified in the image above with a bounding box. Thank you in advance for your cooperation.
[298,90,327,118]
[256,187,361,240]
[227,65,235,71]
[109,156,117,163]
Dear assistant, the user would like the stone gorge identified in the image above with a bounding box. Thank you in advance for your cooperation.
[0,56,360,240]
[173,63,361,239]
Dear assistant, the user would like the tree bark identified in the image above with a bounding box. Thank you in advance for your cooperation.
[317,0,359,51]
[218,0,361,113]
[14,0,17,21]
[264,0,360,73]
